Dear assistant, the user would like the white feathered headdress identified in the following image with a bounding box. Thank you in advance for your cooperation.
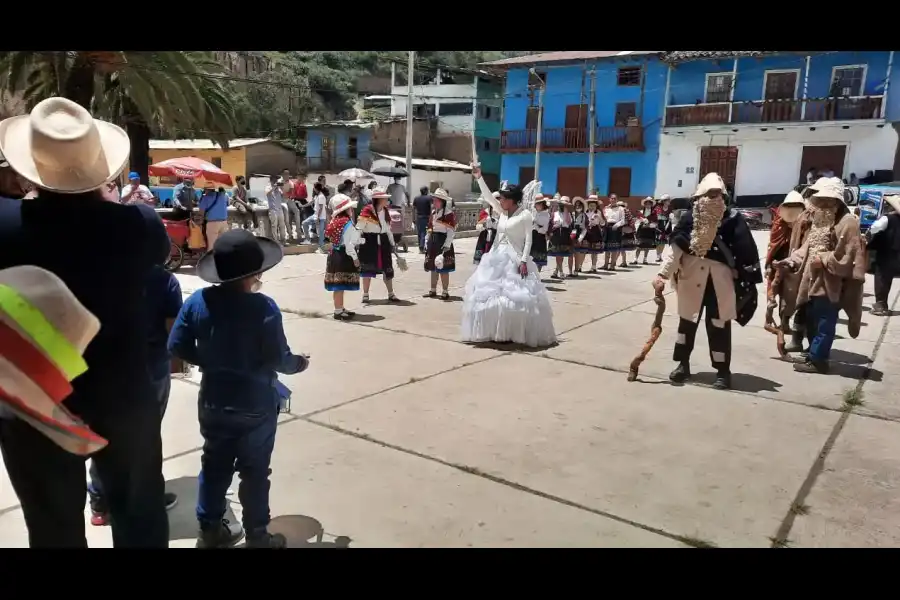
[522,180,543,213]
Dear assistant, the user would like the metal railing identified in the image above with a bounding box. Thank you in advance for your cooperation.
[500,125,644,153]
[664,95,884,127]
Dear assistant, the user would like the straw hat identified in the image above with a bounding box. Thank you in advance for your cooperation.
[586,194,601,205]
[572,196,586,208]
[533,192,548,207]
[884,194,900,215]
[370,187,391,201]
[693,172,726,197]
[781,190,806,207]
[331,195,358,217]
[0,97,130,193]
[810,177,845,201]
[0,265,105,455]
[432,188,453,203]
[557,195,572,206]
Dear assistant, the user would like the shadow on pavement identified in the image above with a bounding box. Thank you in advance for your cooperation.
[829,349,872,365]
[545,286,566,293]
[366,299,418,307]
[269,515,352,548]
[471,340,559,353]
[349,314,386,323]
[164,475,238,543]
[693,371,783,394]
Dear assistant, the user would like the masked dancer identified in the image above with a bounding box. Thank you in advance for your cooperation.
[764,191,805,334]
[653,173,761,390]
[424,188,457,300]
[357,188,400,304]
[548,195,574,279]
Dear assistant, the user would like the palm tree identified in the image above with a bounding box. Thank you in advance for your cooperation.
[0,52,238,184]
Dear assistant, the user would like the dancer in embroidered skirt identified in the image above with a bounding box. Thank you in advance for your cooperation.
[547,196,574,278]
[356,188,400,303]
[531,194,550,272]
[577,194,606,273]
[424,188,457,300]
[603,196,625,270]
[654,194,671,262]
[618,199,636,267]
[462,167,556,347]
[324,195,361,321]
[571,197,588,276]
[633,197,658,265]
[474,192,499,264]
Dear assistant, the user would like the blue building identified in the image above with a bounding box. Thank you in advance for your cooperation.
[656,51,899,205]
[484,51,667,204]
[297,121,374,173]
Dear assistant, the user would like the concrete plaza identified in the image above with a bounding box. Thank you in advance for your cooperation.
[1,231,899,547]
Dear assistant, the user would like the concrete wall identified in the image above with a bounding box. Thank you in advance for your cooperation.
[369,119,435,157]
[654,123,898,200]
[245,143,299,177]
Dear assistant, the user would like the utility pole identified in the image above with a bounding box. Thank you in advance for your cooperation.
[405,51,415,202]
[531,68,546,183]
[587,67,597,195]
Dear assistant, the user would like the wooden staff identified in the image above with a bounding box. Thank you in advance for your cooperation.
[764,267,787,358]
[627,290,666,382]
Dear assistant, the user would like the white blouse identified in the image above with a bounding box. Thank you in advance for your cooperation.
[431,208,456,248]
[476,176,534,263]
[552,210,573,229]
[357,208,396,247]
[339,221,361,261]
[605,206,625,227]
[533,210,551,235]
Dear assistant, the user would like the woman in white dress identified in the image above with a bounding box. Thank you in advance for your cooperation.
[461,166,557,347]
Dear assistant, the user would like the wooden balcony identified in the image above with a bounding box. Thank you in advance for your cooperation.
[664,96,884,127]
[501,126,644,153]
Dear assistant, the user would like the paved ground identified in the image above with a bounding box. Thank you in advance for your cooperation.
[2,231,899,548]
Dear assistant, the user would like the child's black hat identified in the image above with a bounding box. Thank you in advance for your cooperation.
[197,229,283,284]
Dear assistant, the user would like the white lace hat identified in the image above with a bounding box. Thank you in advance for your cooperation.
[0,97,130,193]
[693,172,726,197]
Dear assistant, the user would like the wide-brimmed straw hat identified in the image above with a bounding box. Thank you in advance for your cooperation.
[370,187,391,201]
[0,97,130,194]
[572,196,586,208]
[642,196,654,205]
[196,229,283,284]
[534,192,548,207]
[586,194,601,205]
[557,195,572,206]
[659,194,671,201]
[432,187,453,203]
[810,177,845,201]
[0,265,105,455]
[781,190,806,207]
[331,195,357,217]
[693,172,726,197]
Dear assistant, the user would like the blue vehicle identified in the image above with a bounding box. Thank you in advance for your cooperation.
[857,183,900,232]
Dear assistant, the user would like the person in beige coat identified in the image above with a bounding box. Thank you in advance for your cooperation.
[775,177,866,374]
[653,173,762,390]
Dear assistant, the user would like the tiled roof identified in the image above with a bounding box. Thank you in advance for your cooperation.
[661,51,794,63]
[481,51,662,68]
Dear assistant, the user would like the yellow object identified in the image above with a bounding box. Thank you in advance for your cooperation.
[0,284,88,380]
[189,220,207,250]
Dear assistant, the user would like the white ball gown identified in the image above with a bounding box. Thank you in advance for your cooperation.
[460,177,557,347]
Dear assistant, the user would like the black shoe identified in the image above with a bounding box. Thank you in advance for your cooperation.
[196,519,245,549]
[245,531,288,549]
[871,301,889,316]
[783,330,805,353]
[712,371,731,390]
[164,492,178,511]
[793,359,830,374]
[669,362,691,383]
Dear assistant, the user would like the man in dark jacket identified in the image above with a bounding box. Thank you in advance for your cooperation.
[0,97,171,548]
[412,186,432,253]
[867,194,900,316]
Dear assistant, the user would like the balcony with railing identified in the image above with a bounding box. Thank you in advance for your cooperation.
[500,126,644,153]
[664,96,884,128]
[298,153,373,172]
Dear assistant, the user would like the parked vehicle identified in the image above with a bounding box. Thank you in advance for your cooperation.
[738,208,765,230]
[163,216,207,272]
[856,183,900,233]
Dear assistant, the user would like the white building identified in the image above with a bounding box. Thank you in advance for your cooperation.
[656,123,897,201]
[370,153,473,202]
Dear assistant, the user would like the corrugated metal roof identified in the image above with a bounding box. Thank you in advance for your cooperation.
[661,51,797,63]
[295,120,379,130]
[372,153,472,172]
[481,51,661,68]
[149,138,273,150]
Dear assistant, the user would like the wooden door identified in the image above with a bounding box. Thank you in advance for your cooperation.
[615,102,637,126]
[321,134,335,169]
[565,104,589,148]
[699,146,738,193]
[519,167,535,186]
[557,167,588,198]
[763,71,798,122]
[799,145,847,184]
[607,167,632,197]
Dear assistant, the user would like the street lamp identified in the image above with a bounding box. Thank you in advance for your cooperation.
[529,68,546,182]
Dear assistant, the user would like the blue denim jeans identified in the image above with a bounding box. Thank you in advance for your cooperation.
[89,373,171,502]
[196,403,278,537]
[805,296,840,361]
[415,215,429,250]
[302,215,326,249]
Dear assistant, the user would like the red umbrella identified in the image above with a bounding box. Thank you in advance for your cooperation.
[148,156,233,186]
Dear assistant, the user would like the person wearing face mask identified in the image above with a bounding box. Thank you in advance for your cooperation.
[168,229,309,548]
[764,191,806,336]
[654,173,762,390]
[463,166,556,347]
[775,178,866,374]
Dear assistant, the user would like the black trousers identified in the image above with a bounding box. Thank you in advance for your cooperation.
[673,275,732,372]
[0,393,169,548]
[874,267,895,305]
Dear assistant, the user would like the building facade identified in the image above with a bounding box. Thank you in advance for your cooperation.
[486,51,667,206]
[297,121,374,173]
[656,51,899,205]
[390,62,503,188]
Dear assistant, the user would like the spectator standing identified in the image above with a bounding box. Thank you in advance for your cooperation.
[412,186,432,253]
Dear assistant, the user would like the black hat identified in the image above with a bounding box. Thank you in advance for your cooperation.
[497,180,523,203]
[196,229,284,284]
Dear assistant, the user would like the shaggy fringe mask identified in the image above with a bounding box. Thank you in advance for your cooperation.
[806,201,838,253]
[690,194,726,257]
